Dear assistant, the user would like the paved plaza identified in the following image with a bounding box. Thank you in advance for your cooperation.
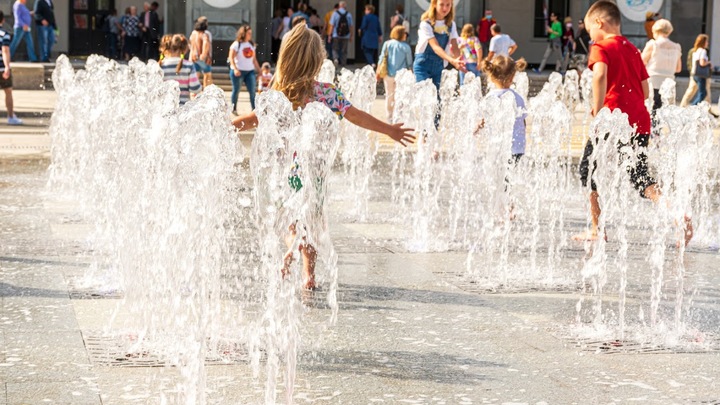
[0,85,719,404]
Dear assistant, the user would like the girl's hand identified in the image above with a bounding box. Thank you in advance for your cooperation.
[452,58,467,73]
[387,123,416,147]
[234,69,241,77]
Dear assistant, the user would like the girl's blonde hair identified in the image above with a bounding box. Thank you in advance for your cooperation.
[481,55,527,86]
[420,0,455,27]
[460,23,474,38]
[273,23,326,109]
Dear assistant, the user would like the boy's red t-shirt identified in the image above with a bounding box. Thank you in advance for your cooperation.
[588,35,651,134]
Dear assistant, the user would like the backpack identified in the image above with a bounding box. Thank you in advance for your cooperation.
[395,14,410,32]
[336,11,350,37]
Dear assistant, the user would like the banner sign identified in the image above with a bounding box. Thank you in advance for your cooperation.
[618,0,664,22]
[203,0,240,8]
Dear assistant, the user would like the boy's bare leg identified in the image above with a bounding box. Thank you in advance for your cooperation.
[4,88,14,118]
[572,190,602,241]
[204,72,213,87]
[644,184,693,246]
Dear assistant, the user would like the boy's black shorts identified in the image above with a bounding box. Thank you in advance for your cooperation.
[579,133,654,198]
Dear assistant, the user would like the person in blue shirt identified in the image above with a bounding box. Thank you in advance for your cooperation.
[358,4,382,66]
[291,2,310,25]
[327,1,353,67]
[9,0,37,62]
[377,25,412,121]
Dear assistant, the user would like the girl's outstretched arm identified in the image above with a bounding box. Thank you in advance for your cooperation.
[344,106,416,146]
[232,112,258,131]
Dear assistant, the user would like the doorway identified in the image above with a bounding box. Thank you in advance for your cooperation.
[70,0,115,55]
[354,0,379,64]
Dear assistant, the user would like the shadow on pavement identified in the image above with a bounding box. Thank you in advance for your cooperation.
[299,349,503,384]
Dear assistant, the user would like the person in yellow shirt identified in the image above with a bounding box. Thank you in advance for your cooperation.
[323,4,338,58]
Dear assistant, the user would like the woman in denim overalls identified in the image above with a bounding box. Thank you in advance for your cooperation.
[413,0,465,90]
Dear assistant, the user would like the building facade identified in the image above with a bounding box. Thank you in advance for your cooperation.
[0,0,716,72]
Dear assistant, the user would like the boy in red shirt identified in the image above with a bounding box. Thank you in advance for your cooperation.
[573,0,692,245]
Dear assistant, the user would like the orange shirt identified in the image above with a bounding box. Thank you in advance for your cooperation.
[325,10,335,36]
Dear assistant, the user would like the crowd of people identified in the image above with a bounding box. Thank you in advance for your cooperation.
[104,2,163,62]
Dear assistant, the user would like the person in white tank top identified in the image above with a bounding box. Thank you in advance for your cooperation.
[641,19,681,112]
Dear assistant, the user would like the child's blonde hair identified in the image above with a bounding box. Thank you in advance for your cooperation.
[481,55,527,86]
[159,34,172,56]
[273,24,326,109]
[390,25,407,41]
[460,24,474,39]
[420,0,455,27]
[169,34,189,74]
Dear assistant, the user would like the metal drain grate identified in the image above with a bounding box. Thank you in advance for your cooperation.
[82,331,252,367]
[558,335,720,355]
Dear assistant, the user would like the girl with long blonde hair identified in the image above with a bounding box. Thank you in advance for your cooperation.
[413,0,465,89]
[232,23,415,289]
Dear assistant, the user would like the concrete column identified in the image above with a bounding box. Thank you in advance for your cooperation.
[712,0,720,66]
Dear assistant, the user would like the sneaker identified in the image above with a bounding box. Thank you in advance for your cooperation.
[7,116,23,125]
[532,68,541,74]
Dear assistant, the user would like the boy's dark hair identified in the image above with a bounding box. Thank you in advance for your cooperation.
[0,11,4,23]
[586,0,621,26]
[194,20,208,31]
[491,24,501,33]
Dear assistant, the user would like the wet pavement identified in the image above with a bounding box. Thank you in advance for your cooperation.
[0,160,719,404]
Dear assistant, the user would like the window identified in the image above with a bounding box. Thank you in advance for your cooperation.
[534,0,570,38]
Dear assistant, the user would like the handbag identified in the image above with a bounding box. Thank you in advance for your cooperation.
[695,60,711,78]
[377,44,389,79]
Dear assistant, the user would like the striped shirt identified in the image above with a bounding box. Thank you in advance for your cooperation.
[161,57,202,105]
[0,28,10,72]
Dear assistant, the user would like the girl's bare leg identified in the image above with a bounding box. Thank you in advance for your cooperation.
[644,184,694,247]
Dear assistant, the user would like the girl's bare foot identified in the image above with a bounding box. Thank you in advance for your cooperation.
[300,243,317,290]
[678,216,693,248]
[684,216,694,247]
